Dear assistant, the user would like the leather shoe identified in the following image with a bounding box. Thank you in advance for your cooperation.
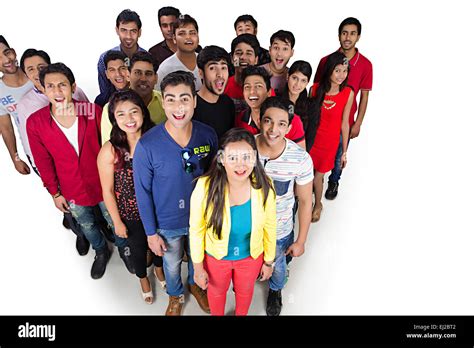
[325,181,339,200]
[75,235,90,256]
[166,295,184,316]
[188,283,210,314]
[91,247,111,279]
[119,246,135,274]
[266,289,282,316]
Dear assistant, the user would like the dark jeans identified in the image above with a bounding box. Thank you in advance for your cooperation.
[124,220,163,279]
[328,135,350,184]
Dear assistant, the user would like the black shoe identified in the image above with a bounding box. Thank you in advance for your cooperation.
[100,225,116,243]
[325,181,339,200]
[91,247,111,279]
[62,215,71,230]
[76,236,90,256]
[119,246,135,274]
[266,289,282,316]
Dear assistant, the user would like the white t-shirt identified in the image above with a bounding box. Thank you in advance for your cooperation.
[156,53,202,91]
[0,78,34,127]
[258,137,314,239]
[52,116,79,155]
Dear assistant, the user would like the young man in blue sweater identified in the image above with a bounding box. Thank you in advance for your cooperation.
[133,71,218,315]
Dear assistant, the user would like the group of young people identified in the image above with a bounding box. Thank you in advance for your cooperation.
[0,6,372,316]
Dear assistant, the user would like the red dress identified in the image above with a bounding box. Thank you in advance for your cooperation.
[309,84,351,173]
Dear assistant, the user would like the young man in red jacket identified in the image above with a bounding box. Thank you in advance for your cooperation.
[27,63,134,279]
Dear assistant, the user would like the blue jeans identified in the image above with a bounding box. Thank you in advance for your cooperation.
[328,135,350,183]
[158,228,195,296]
[69,201,127,251]
[269,231,294,291]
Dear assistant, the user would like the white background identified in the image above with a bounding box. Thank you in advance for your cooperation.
[1,0,473,315]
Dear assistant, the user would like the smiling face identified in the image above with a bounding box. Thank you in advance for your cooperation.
[113,100,144,135]
[130,61,157,100]
[243,75,271,109]
[330,64,349,86]
[115,21,141,50]
[24,55,49,90]
[260,107,290,147]
[269,39,294,72]
[200,59,229,95]
[232,42,258,70]
[174,23,199,53]
[159,15,177,41]
[162,83,196,129]
[339,24,360,51]
[235,21,257,36]
[106,59,130,90]
[43,72,75,106]
[0,43,18,75]
[220,140,256,183]
[287,71,309,97]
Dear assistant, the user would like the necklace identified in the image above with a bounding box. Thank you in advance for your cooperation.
[323,95,337,110]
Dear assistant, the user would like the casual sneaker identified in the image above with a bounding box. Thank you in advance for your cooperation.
[325,181,339,200]
[166,295,185,316]
[75,235,90,256]
[118,246,135,274]
[91,247,111,279]
[266,289,282,316]
[188,283,210,313]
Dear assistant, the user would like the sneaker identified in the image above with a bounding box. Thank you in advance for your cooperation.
[166,295,184,316]
[91,247,111,279]
[75,235,90,256]
[118,246,135,274]
[266,289,282,316]
[325,181,339,200]
[188,283,210,314]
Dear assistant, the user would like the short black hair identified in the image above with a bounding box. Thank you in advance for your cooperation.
[338,17,362,36]
[20,49,51,73]
[270,30,295,48]
[0,35,10,48]
[158,6,180,23]
[160,70,197,97]
[39,62,75,88]
[104,50,127,69]
[116,9,142,29]
[230,33,260,56]
[234,14,258,30]
[197,45,231,70]
[241,65,271,91]
[260,96,295,124]
[129,51,158,73]
[173,14,198,34]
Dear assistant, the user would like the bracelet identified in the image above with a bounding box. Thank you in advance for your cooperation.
[263,261,275,268]
[52,192,62,199]
[14,152,21,162]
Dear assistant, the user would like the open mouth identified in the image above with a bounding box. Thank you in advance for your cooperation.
[275,58,284,65]
[184,40,194,45]
[215,79,225,89]
[248,95,259,102]
[173,113,185,120]
[125,122,137,128]
[234,169,247,176]
[54,98,65,103]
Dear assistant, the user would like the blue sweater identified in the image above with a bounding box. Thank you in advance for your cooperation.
[133,121,218,235]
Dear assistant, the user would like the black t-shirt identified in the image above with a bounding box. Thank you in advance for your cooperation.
[193,94,235,139]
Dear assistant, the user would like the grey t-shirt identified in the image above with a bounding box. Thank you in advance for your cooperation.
[156,53,202,92]
[0,78,34,127]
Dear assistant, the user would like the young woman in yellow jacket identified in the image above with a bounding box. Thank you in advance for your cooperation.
[190,128,277,315]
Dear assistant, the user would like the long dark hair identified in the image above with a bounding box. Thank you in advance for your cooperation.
[108,90,154,169]
[203,128,274,240]
[306,51,350,151]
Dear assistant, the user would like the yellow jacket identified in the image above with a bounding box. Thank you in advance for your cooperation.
[189,176,277,263]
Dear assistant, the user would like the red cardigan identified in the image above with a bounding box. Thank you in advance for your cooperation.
[27,101,104,206]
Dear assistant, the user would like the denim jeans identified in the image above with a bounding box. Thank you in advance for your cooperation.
[328,135,350,184]
[269,231,294,291]
[158,227,194,296]
[68,201,127,251]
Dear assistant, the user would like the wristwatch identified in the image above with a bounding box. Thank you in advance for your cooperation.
[263,261,275,269]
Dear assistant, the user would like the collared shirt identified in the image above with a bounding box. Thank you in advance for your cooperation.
[95,45,147,107]
[101,89,165,144]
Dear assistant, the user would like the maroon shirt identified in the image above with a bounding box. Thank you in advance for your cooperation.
[27,100,104,206]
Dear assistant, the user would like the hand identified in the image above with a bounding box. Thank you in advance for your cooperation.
[341,152,347,169]
[53,195,70,213]
[147,234,167,257]
[14,159,31,175]
[194,269,209,290]
[114,221,128,238]
[285,241,305,258]
[350,123,361,139]
[259,263,273,281]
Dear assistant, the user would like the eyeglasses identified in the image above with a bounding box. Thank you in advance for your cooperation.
[181,148,195,174]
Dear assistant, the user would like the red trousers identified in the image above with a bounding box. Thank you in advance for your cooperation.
[204,253,263,316]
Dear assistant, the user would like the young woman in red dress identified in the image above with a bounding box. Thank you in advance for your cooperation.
[308,52,354,222]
